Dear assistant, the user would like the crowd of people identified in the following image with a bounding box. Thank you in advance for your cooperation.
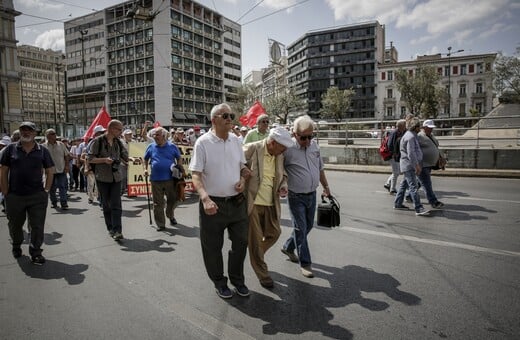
[1,104,331,301]
[382,115,446,216]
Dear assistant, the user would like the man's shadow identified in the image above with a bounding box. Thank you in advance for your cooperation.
[118,238,176,252]
[163,223,199,238]
[230,264,420,339]
[16,256,88,285]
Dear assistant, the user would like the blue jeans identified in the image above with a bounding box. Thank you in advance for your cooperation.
[395,169,424,212]
[418,166,438,204]
[283,191,316,267]
[50,173,68,205]
[97,180,123,233]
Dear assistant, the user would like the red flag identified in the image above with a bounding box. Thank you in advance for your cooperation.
[83,106,111,140]
[239,101,266,128]
[153,121,161,128]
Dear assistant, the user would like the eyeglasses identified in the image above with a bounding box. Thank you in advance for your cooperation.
[297,134,314,141]
[217,113,235,120]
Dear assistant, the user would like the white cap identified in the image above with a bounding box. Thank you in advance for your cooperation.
[269,127,294,148]
[0,136,11,146]
[123,129,133,135]
[240,126,248,132]
[93,125,106,134]
[422,119,436,128]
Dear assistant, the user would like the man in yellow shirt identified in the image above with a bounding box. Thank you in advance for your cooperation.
[243,127,293,288]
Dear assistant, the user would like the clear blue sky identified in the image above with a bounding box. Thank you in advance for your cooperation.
[15,0,520,76]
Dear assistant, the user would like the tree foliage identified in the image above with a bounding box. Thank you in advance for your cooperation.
[395,66,441,118]
[229,83,260,117]
[263,88,305,124]
[319,86,355,122]
[494,48,520,102]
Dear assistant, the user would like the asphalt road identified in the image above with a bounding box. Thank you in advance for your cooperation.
[1,171,519,340]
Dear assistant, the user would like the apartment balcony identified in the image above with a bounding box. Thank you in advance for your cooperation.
[471,91,486,98]
[383,97,396,104]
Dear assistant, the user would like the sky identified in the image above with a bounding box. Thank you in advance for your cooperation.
[13,0,520,76]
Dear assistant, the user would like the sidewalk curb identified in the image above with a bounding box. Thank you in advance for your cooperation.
[324,164,520,179]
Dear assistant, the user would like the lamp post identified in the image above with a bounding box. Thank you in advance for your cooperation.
[79,29,88,128]
[446,46,464,118]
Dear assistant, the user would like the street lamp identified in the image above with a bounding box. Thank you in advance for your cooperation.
[79,29,88,128]
[447,46,464,118]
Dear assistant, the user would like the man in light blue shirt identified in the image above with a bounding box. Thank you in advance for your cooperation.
[281,115,330,278]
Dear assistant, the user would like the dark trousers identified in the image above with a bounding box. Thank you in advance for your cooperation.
[97,180,123,233]
[199,196,248,289]
[6,191,48,256]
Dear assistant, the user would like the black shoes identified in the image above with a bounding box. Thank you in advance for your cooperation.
[12,247,22,258]
[233,284,250,297]
[169,217,177,225]
[31,255,46,265]
[216,285,233,299]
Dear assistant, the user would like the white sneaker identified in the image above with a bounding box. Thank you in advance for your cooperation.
[301,266,314,278]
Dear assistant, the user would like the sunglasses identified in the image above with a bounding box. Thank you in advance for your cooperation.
[217,113,235,120]
[298,134,314,141]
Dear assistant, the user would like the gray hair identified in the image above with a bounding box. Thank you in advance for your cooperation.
[210,103,232,119]
[396,119,406,129]
[45,128,56,136]
[150,127,168,138]
[293,115,315,134]
[406,117,421,131]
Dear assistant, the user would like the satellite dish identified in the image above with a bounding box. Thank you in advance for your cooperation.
[270,41,281,64]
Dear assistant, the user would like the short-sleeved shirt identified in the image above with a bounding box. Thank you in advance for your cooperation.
[87,135,128,183]
[243,128,268,144]
[42,141,68,173]
[283,138,324,194]
[0,142,54,195]
[189,130,246,197]
[144,141,181,181]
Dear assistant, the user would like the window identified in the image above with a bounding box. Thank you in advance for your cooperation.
[387,71,393,81]
[476,63,483,73]
[401,106,406,116]
[381,72,385,80]
[475,102,482,113]
[476,83,483,93]
[460,64,467,75]
[444,66,450,76]
[459,84,466,96]
[459,103,466,115]
[387,88,393,98]
[386,106,393,116]
[469,64,474,73]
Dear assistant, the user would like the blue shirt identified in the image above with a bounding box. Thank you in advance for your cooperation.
[0,142,54,195]
[144,141,181,181]
[283,138,324,193]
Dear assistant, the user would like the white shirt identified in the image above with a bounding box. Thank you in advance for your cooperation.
[189,130,245,197]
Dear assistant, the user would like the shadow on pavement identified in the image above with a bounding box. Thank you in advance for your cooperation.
[16,256,88,285]
[118,238,176,252]
[165,223,200,238]
[230,264,420,339]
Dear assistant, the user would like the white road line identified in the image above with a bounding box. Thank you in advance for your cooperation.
[341,226,520,257]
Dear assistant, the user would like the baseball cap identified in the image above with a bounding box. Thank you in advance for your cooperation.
[423,119,436,128]
[20,121,37,130]
[93,125,106,134]
[123,129,133,135]
[269,127,294,148]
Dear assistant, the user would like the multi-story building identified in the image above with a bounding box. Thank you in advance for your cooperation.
[65,0,241,131]
[17,45,66,135]
[261,56,288,104]
[0,0,22,134]
[287,21,385,119]
[376,53,497,120]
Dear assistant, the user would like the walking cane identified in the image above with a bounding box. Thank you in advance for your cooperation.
[144,173,152,226]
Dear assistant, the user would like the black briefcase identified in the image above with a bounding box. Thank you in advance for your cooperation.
[317,195,340,228]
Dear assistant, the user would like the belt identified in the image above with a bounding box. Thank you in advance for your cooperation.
[289,191,315,196]
[209,193,244,202]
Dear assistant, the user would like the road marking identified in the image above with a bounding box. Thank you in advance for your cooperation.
[341,226,520,257]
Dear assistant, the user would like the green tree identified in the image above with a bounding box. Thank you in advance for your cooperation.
[319,86,355,122]
[494,48,520,102]
[395,66,441,118]
[263,88,305,124]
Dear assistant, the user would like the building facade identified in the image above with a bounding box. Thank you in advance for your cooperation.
[376,53,497,120]
[0,0,22,134]
[17,45,65,135]
[65,0,241,131]
[287,21,385,119]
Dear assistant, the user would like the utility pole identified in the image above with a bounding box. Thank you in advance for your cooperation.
[446,46,464,119]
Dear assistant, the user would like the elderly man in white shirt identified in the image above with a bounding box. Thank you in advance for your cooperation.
[189,103,251,299]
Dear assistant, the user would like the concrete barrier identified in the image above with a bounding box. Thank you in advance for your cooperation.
[320,146,520,170]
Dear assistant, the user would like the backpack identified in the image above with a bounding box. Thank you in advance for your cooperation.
[378,133,392,161]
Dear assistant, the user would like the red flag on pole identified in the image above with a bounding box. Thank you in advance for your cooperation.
[239,101,266,128]
[153,121,161,128]
[83,106,111,140]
